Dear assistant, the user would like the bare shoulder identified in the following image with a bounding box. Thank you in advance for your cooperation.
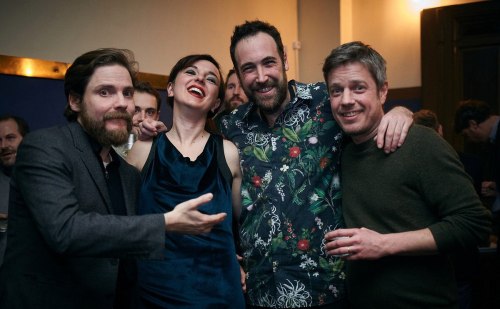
[126,139,153,171]
[222,139,241,176]
[222,139,239,161]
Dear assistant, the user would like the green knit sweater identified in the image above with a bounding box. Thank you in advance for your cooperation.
[341,125,491,309]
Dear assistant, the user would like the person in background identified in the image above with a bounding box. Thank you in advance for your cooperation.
[413,109,443,136]
[414,108,484,194]
[127,54,245,308]
[455,99,500,247]
[114,81,162,158]
[323,41,491,309]
[414,108,485,309]
[0,115,29,266]
[0,48,226,309]
[132,81,161,137]
[212,68,248,130]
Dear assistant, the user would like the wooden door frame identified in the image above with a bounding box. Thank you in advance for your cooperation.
[421,1,500,150]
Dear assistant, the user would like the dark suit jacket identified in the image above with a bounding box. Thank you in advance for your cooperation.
[0,169,9,266]
[0,122,165,309]
[493,121,500,194]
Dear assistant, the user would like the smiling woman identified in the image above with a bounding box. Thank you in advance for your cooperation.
[126,54,246,308]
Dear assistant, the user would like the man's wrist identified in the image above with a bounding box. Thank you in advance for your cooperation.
[164,213,169,231]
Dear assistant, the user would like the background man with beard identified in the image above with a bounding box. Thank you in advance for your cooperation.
[212,69,248,130]
[0,115,29,266]
[0,48,226,309]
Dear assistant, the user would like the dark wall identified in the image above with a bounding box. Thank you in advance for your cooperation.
[0,74,66,131]
[0,74,171,131]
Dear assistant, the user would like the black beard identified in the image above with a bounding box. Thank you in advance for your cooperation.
[79,109,132,147]
[245,71,288,115]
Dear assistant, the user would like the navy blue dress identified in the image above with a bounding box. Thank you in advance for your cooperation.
[137,133,244,308]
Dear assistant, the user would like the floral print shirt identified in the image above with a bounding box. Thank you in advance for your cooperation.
[220,81,346,308]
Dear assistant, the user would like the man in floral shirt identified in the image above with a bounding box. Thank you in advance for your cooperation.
[219,20,412,308]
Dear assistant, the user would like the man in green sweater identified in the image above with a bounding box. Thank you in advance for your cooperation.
[322,41,491,309]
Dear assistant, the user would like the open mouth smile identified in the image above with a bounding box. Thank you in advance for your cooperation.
[341,111,361,117]
[188,86,205,98]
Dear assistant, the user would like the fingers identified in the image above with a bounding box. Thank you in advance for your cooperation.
[165,193,227,234]
[387,120,401,152]
[182,193,227,226]
[324,229,353,256]
[240,266,247,293]
[138,119,168,141]
[235,254,247,292]
[395,116,412,150]
[324,228,363,258]
[376,107,413,153]
[166,211,227,234]
[154,121,168,132]
[141,119,158,133]
[324,228,356,240]
[376,116,390,150]
[326,243,356,258]
[377,117,400,153]
[181,193,213,210]
[206,213,227,226]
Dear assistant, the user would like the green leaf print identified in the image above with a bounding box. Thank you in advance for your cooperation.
[314,188,325,198]
[243,146,253,156]
[319,256,344,281]
[309,200,327,215]
[271,233,287,251]
[298,119,313,139]
[332,191,342,200]
[303,119,314,132]
[253,147,269,162]
[319,256,331,270]
[332,256,344,273]
[322,121,335,131]
[283,127,300,143]
[292,183,306,205]
[242,196,253,208]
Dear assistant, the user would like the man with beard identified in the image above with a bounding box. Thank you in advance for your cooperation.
[213,69,248,130]
[0,115,29,266]
[0,48,226,309]
[218,21,413,308]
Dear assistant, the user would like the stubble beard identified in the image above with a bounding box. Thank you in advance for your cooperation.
[79,106,132,147]
[245,71,288,115]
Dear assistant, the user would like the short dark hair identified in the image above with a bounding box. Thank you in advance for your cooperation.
[63,48,138,121]
[322,41,387,91]
[413,109,440,131]
[167,54,224,118]
[0,115,30,136]
[135,81,162,111]
[225,69,237,87]
[454,99,492,133]
[230,20,285,73]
